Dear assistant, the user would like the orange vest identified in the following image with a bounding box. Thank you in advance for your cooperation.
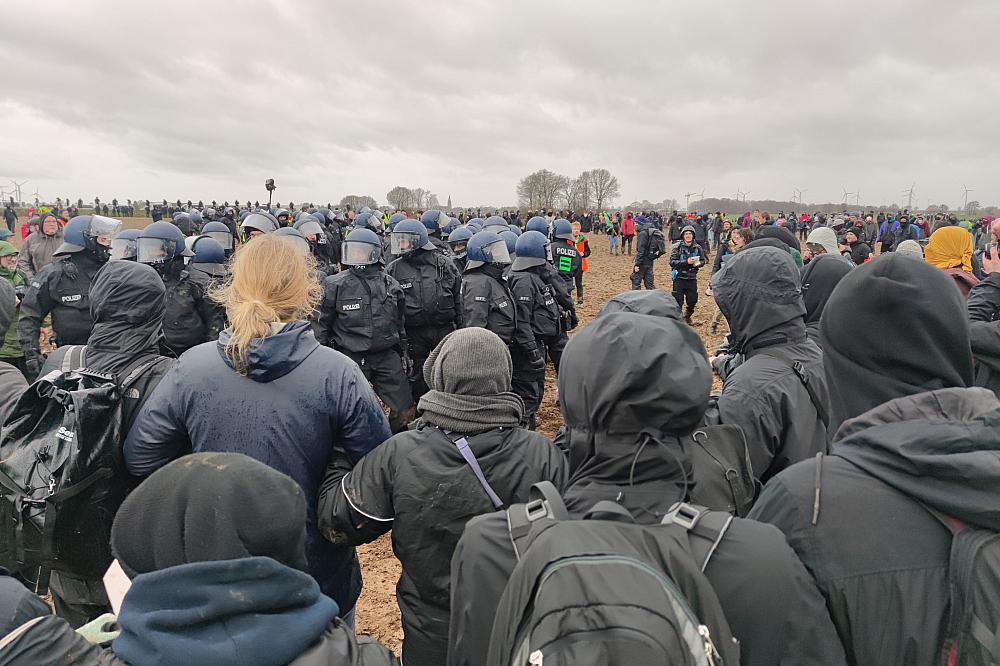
[574,236,588,272]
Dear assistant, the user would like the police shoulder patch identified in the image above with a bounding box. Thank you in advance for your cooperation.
[474,296,487,302]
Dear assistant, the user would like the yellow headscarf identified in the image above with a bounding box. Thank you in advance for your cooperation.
[924,226,972,272]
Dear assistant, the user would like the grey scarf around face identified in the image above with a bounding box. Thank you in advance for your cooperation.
[417,327,524,433]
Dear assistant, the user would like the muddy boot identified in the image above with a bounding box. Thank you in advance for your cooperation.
[683,305,694,325]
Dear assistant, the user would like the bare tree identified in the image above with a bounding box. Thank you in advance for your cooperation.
[387,186,414,210]
[426,193,441,208]
[517,169,569,211]
[340,194,378,210]
[587,168,621,213]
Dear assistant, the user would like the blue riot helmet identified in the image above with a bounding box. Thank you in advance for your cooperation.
[420,210,450,237]
[511,230,549,271]
[109,228,142,261]
[443,217,460,237]
[466,217,484,229]
[55,214,123,262]
[201,220,235,253]
[137,221,187,270]
[552,218,574,240]
[293,216,325,242]
[391,219,432,256]
[342,227,382,267]
[465,231,512,270]
[355,211,385,236]
[447,226,473,258]
[359,206,374,216]
[483,215,508,234]
[239,210,251,223]
[188,209,203,229]
[525,216,549,235]
[508,224,522,236]
[274,227,310,254]
[190,235,226,265]
[240,213,278,242]
[275,208,291,227]
[499,230,518,256]
[388,212,408,230]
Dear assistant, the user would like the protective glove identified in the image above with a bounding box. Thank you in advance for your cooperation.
[76,613,120,645]
[401,352,414,378]
[24,350,45,380]
[525,346,546,373]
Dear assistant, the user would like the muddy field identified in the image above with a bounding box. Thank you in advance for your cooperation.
[354,234,726,651]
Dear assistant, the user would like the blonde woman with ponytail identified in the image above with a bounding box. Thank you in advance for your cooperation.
[124,235,392,624]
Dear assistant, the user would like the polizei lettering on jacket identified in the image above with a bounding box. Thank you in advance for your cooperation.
[342,303,362,311]
[60,294,83,303]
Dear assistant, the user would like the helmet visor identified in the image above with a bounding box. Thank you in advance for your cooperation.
[434,211,450,231]
[110,237,136,261]
[391,231,423,255]
[278,234,310,254]
[481,239,511,264]
[343,240,380,265]
[448,240,468,258]
[297,220,324,240]
[206,230,233,250]
[137,237,173,264]
[88,215,123,246]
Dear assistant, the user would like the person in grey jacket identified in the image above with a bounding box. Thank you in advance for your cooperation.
[710,246,831,484]
[123,235,391,618]
[318,327,567,665]
[750,254,999,666]
[17,212,63,279]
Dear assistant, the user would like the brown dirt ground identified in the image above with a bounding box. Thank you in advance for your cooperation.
[355,235,727,651]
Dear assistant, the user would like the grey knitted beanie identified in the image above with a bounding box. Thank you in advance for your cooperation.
[423,327,513,396]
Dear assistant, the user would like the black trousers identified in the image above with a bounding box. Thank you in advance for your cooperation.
[406,324,454,402]
[50,571,111,629]
[510,345,544,429]
[346,348,416,433]
[631,263,655,290]
[574,272,584,300]
[673,278,699,312]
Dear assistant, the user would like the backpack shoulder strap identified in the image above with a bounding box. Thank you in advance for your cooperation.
[663,502,735,573]
[60,345,87,372]
[758,352,831,428]
[119,354,169,389]
[438,429,505,510]
[507,481,568,560]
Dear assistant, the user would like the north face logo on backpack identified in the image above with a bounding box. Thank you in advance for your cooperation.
[123,388,141,399]
[55,427,75,442]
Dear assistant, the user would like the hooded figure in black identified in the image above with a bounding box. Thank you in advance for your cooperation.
[318,328,567,666]
[711,246,830,483]
[37,261,176,628]
[800,253,852,343]
[448,312,847,666]
[750,254,999,666]
[91,453,396,666]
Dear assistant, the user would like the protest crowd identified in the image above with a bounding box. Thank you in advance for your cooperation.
[0,199,999,666]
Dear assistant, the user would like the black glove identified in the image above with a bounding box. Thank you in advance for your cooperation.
[525,346,546,373]
[24,350,44,380]
[401,352,414,378]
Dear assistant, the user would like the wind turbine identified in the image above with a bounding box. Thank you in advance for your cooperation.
[963,184,974,210]
[797,188,807,205]
[854,189,862,207]
[32,188,41,205]
[684,191,698,211]
[841,186,853,206]
[902,183,916,210]
[9,180,27,205]
[734,188,743,201]
[741,191,750,204]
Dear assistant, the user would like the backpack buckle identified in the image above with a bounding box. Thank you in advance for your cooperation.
[664,502,705,530]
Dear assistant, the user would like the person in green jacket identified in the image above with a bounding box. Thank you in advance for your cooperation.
[0,241,28,377]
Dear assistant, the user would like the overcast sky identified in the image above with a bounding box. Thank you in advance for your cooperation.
[1,0,997,210]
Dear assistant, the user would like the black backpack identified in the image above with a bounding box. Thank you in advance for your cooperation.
[487,483,740,666]
[687,425,758,517]
[0,349,163,582]
[649,229,667,259]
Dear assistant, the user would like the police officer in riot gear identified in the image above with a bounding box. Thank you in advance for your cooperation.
[293,214,336,274]
[18,214,121,377]
[387,220,464,402]
[314,208,344,268]
[551,218,582,293]
[447,226,473,273]
[110,228,142,261]
[200,220,236,259]
[316,228,415,433]
[137,222,224,357]
[239,212,278,242]
[419,210,453,256]
[188,236,228,284]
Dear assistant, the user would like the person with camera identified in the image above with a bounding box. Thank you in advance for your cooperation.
[0,241,29,378]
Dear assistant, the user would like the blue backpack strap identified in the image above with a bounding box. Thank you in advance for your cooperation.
[451,435,505,510]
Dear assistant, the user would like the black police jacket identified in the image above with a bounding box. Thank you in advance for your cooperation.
[460,266,516,345]
[386,249,463,330]
[159,260,224,357]
[18,251,102,351]
[551,240,581,279]
[508,266,561,342]
[316,267,406,355]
